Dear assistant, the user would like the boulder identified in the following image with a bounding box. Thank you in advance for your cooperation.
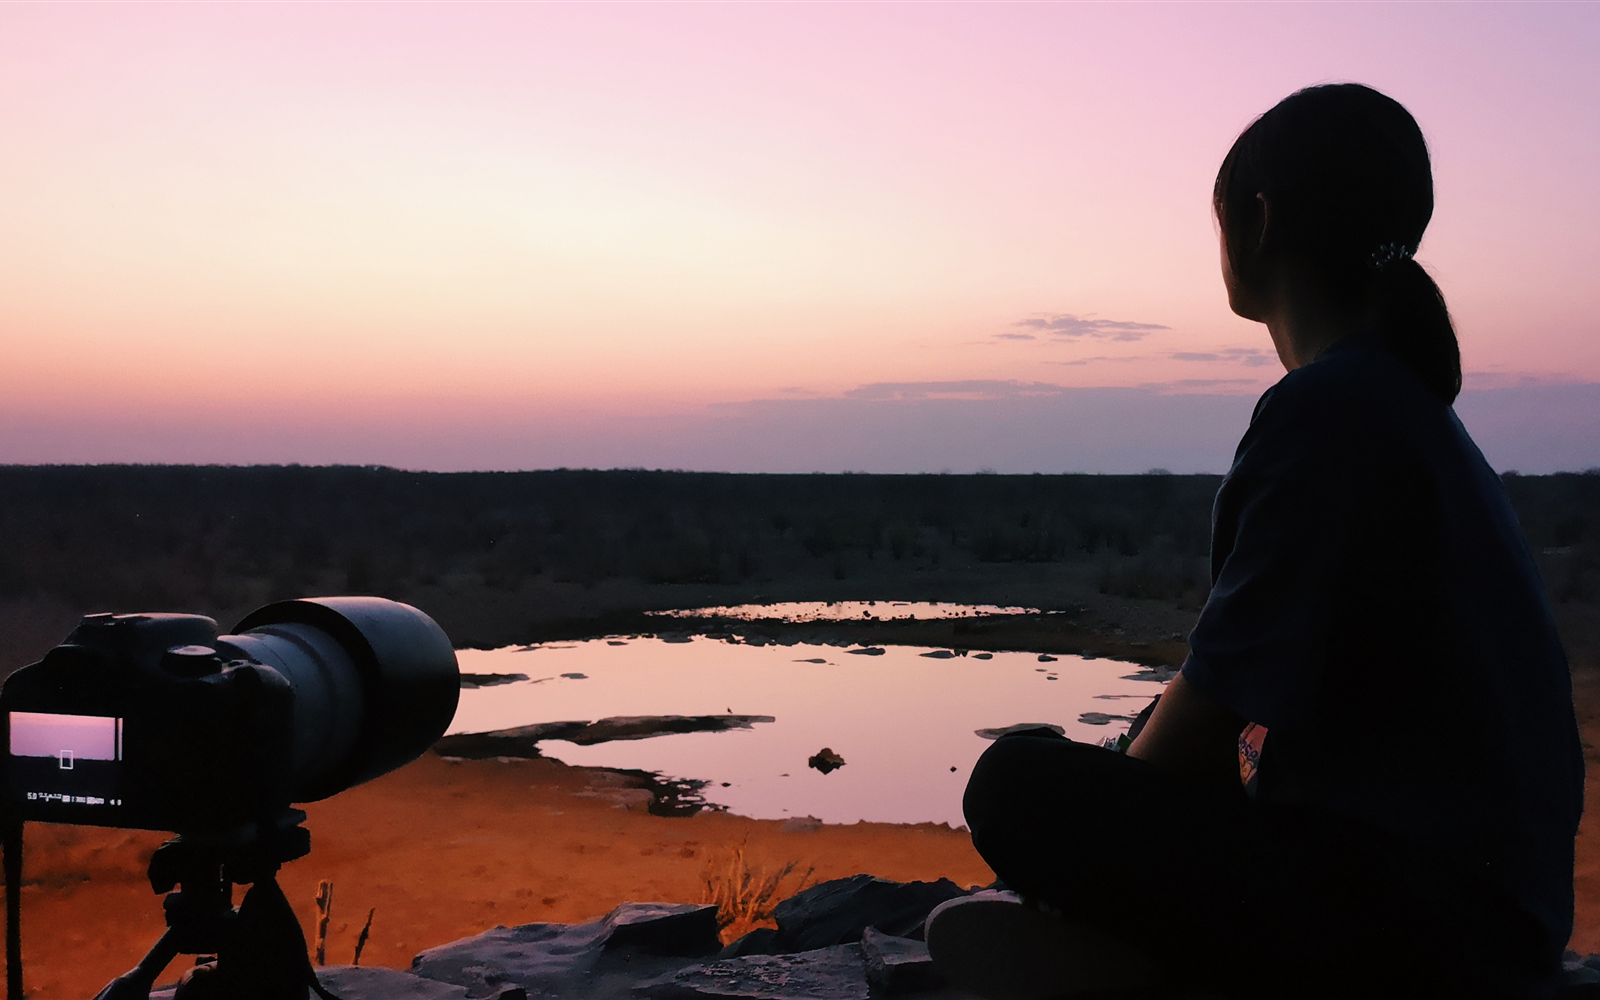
[411,902,720,1000]
[763,875,968,952]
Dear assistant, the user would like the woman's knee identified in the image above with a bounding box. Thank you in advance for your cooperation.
[962,731,1076,835]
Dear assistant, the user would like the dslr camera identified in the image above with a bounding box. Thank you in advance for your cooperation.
[0,597,461,1000]
[2,596,459,836]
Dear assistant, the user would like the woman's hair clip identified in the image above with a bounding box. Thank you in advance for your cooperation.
[1369,241,1416,271]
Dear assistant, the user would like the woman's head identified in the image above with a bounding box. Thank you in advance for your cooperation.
[1215,84,1461,403]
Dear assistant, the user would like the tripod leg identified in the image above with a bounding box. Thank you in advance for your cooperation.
[92,928,181,1000]
[216,877,340,1000]
[5,820,22,1000]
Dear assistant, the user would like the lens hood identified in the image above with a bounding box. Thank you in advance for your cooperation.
[230,597,459,802]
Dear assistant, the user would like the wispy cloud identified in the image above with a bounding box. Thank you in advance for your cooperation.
[1461,369,1588,391]
[993,332,1037,341]
[843,380,1068,401]
[1051,355,1149,367]
[1170,347,1275,367]
[1012,313,1169,342]
[1140,378,1262,393]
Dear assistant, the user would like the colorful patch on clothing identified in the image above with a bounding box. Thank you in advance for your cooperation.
[1238,722,1267,795]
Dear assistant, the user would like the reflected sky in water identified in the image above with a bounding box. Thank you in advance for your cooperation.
[452,635,1161,827]
[650,601,1043,622]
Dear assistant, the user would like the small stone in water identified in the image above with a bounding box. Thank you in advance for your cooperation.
[973,652,993,660]
[561,672,587,679]
[1038,654,1057,662]
[808,748,847,774]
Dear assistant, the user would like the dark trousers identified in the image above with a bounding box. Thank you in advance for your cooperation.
[963,730,1554,999]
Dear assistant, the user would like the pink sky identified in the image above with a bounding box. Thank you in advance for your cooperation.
[2,3,1597,471]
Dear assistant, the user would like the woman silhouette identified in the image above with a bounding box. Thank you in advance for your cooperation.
[927,84,1583,1000]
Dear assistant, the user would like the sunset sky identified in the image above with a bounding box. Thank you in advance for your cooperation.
[2,3,1597,472]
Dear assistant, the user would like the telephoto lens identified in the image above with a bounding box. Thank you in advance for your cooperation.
[223,596,461,804]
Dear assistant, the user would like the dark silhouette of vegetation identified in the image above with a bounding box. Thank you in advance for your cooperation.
[0,465,1593,667]
[0,465,1222,603]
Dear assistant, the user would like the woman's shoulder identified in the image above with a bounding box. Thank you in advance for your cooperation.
[1250,335,1442,438]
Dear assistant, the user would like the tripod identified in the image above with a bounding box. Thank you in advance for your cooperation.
[93,812,338,1000]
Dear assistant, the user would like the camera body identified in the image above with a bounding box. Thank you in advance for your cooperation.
[1,597,459,838]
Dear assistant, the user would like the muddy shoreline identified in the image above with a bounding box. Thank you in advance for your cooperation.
[520,609,1190,672]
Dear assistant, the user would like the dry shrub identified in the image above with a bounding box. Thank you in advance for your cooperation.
[701,845,815,945]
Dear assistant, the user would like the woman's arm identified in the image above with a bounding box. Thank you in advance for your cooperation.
[1126,672,1247,791]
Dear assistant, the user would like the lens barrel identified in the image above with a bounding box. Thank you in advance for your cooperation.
[224,597,459,803]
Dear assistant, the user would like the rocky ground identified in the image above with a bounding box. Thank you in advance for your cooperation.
[155,875,1600,999]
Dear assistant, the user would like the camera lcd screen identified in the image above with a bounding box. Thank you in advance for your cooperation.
[9,711,124,808]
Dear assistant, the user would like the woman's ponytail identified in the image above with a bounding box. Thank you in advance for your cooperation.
[1373,258,1461,405]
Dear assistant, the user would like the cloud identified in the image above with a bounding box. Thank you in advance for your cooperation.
[1140,378,1263,393]
[1461,369,1588,391]
[1013,313,1169,342]
[1051,355,1148,367]
[1170,347,1276,367]
[993,332,1036,341]
[843,380,1067,401]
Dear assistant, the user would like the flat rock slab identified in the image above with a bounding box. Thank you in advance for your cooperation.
[154,966,479,1000]
[318,966,477,999]
[412,902,721,1000]
[974,723,1065,740]
[434,716,776,758]
[639,944,869,1000]
[861,927,944,996]
[458,672,530,689]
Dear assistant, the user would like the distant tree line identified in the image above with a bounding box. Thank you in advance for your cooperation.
[0,465,1593,618]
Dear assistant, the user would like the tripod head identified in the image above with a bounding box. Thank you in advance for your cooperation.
[94,811,332,1000]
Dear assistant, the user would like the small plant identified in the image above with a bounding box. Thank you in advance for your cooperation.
[702,846,815,944]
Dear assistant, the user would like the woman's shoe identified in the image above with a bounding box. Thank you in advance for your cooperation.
[923,891,1161,1000]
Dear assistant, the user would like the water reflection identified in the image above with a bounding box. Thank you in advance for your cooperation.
[452,636,1160,827]
[649,600,1044,622]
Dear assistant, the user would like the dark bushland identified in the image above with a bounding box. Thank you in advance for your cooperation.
[0,465,1593,667]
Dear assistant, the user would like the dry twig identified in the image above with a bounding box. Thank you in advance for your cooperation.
[313,880,334,967]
